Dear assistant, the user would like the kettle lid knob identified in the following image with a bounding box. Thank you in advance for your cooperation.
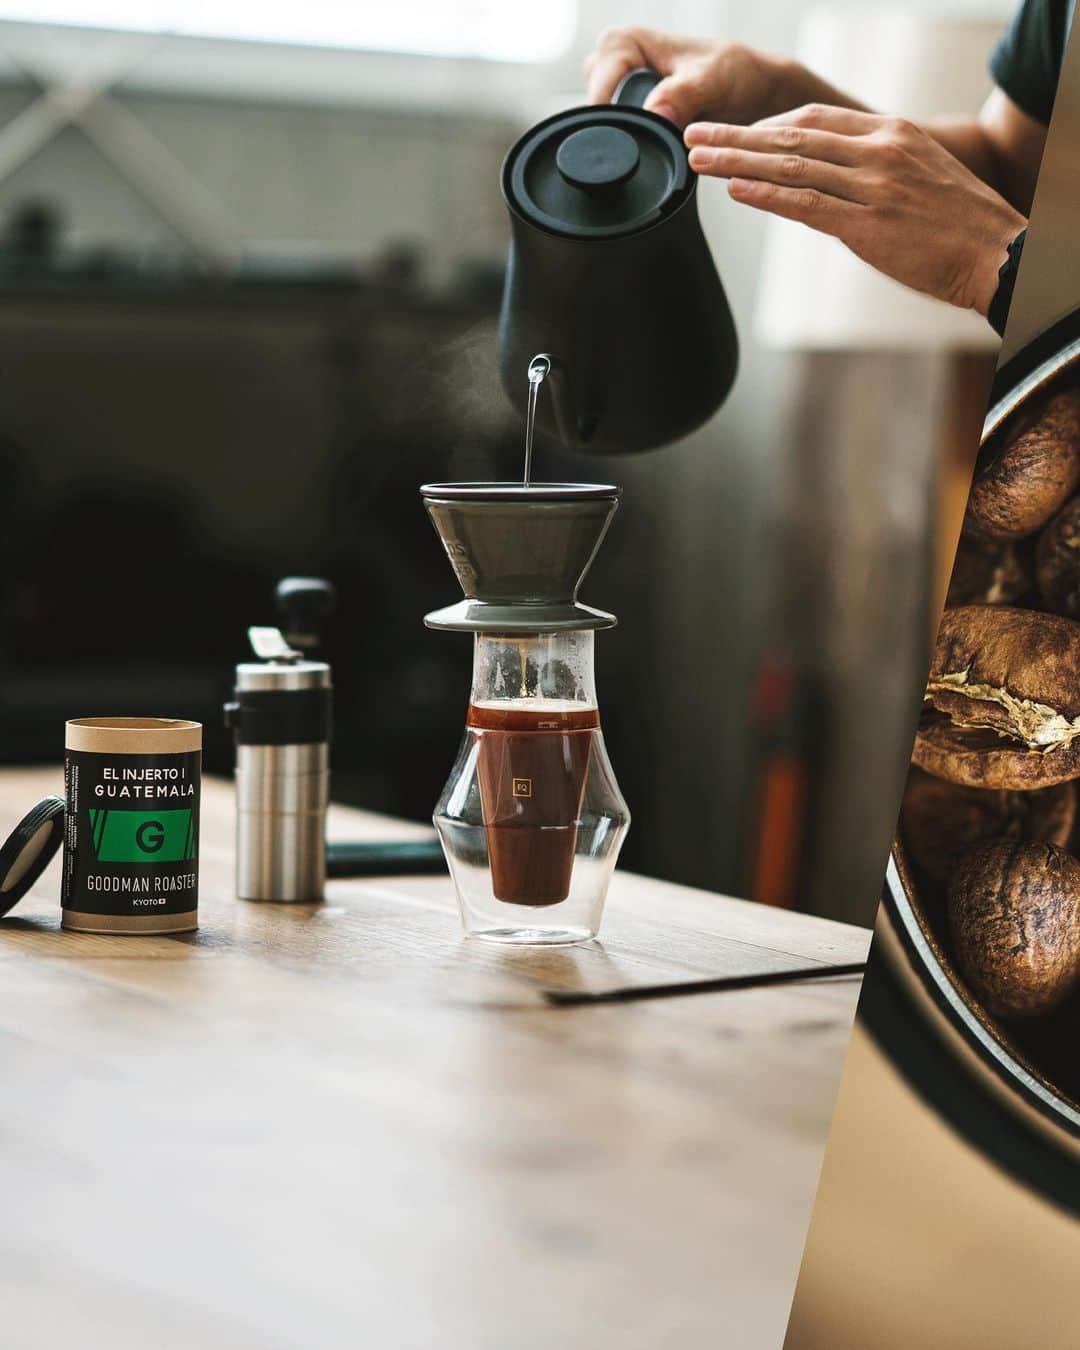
[503,102,691,241]
[555,126,640,193]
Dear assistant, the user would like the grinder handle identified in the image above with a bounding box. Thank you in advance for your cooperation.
[612,67,663,110]
[326,839,446,878]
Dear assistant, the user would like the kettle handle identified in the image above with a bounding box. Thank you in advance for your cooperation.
[612,67,663,109]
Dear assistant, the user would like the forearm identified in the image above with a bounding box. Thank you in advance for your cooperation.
[765,58,872,116]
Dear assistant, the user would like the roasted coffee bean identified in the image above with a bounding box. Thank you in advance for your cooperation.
[948,840,1080,1020]
[964,381,1080,542]
[913,605,1080,789]
[901,767,1075,881]
[947,533,1031,608]
[1036,495,1080,619]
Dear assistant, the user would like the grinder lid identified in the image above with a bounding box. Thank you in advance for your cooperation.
[503,104,693,240]
[0,796,65,916]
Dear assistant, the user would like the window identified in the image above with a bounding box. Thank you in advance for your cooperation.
[0,1,579,62]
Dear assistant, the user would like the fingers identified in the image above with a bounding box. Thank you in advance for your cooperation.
[643,70,706,127]
[685,121,867,168]
[584,27,651,104]
[689,145,865,202]
[755,102,882,136]
[685,106,898,206]
[585,48,641,105]
[727,177,854,235]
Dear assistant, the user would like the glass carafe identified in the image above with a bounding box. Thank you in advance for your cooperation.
[434,629,629,944]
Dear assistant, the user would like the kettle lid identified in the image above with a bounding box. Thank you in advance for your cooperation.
[503,105,693,240]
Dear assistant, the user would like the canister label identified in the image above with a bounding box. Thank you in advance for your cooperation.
[63,750,200,916]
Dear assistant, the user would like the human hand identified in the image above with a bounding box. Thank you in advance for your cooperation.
[584,26,794,128]
[685,105,1027,316]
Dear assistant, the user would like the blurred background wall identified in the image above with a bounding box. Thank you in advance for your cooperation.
[0,0,1011,922]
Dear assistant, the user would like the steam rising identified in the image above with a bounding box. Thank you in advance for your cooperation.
[407,319,517,481]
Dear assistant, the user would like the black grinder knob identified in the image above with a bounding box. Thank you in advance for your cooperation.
[275,576,337,652]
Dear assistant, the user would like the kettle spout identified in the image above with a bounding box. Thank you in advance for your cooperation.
[532,353,595,451]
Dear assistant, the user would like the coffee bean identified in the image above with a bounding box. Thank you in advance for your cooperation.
[1036,494,1080,619]
[948,840,1080,1020]
[913,606,1080,789]
[965,381,1080,542]
[901,768,1075,881]
[947,532,1032,608]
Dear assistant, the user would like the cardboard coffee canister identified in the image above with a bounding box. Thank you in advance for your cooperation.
[62,718,202,934]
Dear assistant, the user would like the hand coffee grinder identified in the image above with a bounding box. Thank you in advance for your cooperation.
[224,578,335,903]
[421,483,629,945]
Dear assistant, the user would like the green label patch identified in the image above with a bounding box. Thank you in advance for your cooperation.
[88,808,195,863]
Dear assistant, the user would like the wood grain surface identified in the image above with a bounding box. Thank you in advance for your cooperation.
[0,769,868,1350]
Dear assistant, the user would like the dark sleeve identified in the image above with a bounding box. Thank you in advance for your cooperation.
[989,0,1072,124]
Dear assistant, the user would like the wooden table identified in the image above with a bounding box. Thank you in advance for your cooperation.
[0,770,868,1350]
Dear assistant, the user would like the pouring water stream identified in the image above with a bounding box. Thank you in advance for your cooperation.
[523,354,550,487]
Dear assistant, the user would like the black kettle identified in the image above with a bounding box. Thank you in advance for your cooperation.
[498,69,738,457]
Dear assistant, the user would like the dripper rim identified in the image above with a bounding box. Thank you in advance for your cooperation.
[424,599,617,633]
[421,481,620,503]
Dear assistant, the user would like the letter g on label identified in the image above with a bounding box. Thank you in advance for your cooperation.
[136,820,165,853]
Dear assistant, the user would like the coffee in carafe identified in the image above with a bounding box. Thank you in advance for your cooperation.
[468,698,598,905]
[469,696,598,907]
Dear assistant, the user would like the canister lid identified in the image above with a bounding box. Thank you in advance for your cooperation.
[503,104,692,240]
[66,718,202,754]
[0,796,65,917]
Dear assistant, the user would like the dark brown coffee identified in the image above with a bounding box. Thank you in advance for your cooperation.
[467,700,598,905]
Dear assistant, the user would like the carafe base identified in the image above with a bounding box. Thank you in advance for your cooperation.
[469,923,595,946]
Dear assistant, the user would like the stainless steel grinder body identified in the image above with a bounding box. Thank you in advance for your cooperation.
[226,658,331,902]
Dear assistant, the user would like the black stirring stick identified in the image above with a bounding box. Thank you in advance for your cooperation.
[544,961,868,1007]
